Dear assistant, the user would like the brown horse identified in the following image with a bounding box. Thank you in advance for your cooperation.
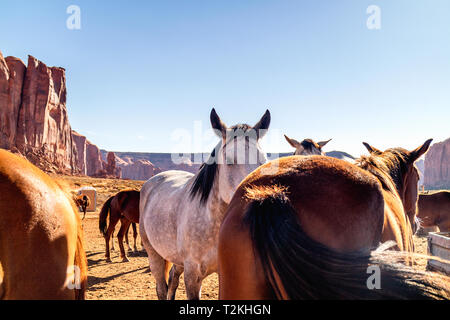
[0,149,87,299]
[357,140,432,251]
[218,142,449,299]
[284,135,331,155]
[74,194,90,220]
[418,191,450,232]
[99,190,140,262]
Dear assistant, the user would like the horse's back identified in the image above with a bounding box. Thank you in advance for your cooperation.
[140,170,194,216]
[0,149,82,299]
[140,171,193,205]
[223,155,385,252]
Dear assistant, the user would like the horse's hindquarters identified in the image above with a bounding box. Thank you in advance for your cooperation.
[0,150,83,300]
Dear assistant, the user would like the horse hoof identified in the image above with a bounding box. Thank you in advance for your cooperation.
[106,258,112,263]
[122,257,130,262]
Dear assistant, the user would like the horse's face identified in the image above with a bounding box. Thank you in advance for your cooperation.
[284,135,331,156]
[402,140,433,234]
[403,165,421,234]
[211,109,270,203]
[218,134,268,203]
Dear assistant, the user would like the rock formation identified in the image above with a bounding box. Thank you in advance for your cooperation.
[85,139,104,176]
[0,53,27,150]
[72,130,121,178]
[0,51,118,177]
[103,151,122,178]
[0,52,78,173]
[113,154,160,180]
[424,138,450,189]
[72,130,88,175]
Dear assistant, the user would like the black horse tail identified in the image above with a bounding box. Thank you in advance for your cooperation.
[99,196,114,237]
[243,189,450,300]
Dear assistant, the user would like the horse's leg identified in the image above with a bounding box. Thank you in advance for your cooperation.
[124,223,132,252]
[183,262,204,300]
[83,208,86,220]
[132,223,138,252]
[110,233,115,251]
[105,216,119,262]
[167,264,184,300]
[117,219,131,262]
[140,230,169,300]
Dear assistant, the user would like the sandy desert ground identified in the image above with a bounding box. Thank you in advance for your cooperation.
[56,174,219,300]
[56,174,433,300]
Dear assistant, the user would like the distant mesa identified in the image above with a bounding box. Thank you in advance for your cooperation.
[0,50,448,185]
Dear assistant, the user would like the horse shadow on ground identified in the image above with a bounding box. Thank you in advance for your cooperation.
[87,266,150,290]
[127,250,147,257]
[86,251,146,269]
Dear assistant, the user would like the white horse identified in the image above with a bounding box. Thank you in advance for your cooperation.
[284,135,332,155]
[139,108,271,300]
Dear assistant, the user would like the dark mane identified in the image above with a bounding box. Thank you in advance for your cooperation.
[190,145,219,204]
[356,148,410,195]
[230,124,251,131]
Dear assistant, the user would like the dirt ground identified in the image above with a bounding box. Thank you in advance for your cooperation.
[56,174,219,300]
[56,174,431,300]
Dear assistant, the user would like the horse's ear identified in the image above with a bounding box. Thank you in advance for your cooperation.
[409,139,433,162]
[253,109,271,138]
[363,142,382,155]
[318,139,332,148]
[210,108,227,138]
[284,135,302,149]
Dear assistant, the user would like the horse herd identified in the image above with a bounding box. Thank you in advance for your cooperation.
[0,108,449,300]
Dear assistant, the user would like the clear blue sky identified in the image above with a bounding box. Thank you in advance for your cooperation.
[1,0,449,156]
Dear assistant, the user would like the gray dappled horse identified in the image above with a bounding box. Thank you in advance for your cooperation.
[139,108,270,300]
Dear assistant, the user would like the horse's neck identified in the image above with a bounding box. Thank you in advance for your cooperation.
[204,174,229,224]
[357,160,401,198]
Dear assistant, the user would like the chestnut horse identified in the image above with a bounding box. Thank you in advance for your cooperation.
[284,135,332,155]
[418,191,450,232]
[0,149,87,299]
[99,190,140,262]
[357,140,433,251]
[219,141,449,299]
[74,194,90,220]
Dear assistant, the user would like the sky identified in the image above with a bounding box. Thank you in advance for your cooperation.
[0,0,449,156]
